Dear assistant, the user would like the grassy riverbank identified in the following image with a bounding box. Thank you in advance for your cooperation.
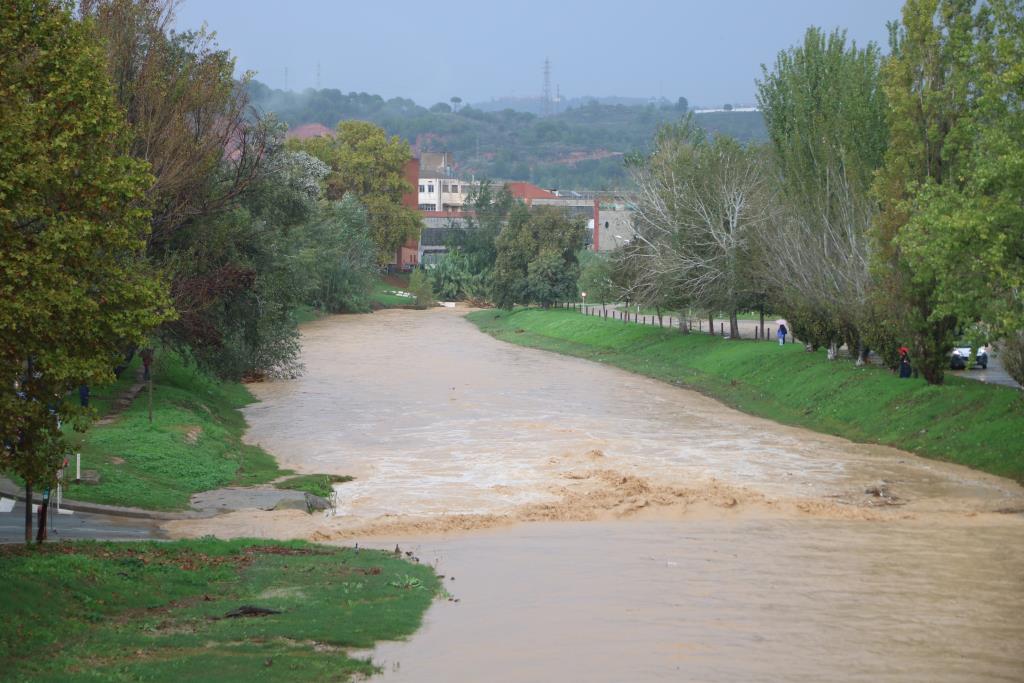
[467,308,1024,482]
[0,539,440,681]
[67,352,285,511]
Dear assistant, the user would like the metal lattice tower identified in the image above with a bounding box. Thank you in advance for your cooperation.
[542,58,552,116]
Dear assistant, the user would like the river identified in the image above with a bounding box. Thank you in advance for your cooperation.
[165,307,1024,681]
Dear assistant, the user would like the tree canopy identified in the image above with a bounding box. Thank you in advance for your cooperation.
[492,206,586,309]
[289,120,422,261]
[0,0,172,495]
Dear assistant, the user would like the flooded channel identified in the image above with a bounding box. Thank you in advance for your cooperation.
[166,308,1024,680]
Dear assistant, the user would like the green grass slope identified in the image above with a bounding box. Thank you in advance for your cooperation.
[0,539,440,681]
[467,308,1024,482]
[68,352,285,511]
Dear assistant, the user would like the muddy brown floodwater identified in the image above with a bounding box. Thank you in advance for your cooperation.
[165,308,1024,681]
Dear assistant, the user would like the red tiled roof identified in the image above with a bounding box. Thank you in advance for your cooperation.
[505,182,556,201]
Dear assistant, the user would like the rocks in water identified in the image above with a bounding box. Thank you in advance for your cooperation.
[272,493,332,514]
[864,483,890,498]
[304,492,331,512]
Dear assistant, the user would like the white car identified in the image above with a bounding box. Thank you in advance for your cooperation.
[950,347,988,370]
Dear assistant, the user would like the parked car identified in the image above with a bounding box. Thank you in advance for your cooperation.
[950,347,988,370]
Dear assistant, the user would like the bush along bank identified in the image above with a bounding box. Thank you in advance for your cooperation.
[65,350,287,511]
[0,539,441,681]
[467,308,1024,483]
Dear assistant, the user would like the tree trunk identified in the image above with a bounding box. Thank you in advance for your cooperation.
[36,489,48,543]
[24,482,33,544]
[708,312,715,336]
[656,307,663,328]
[827,342,838,360]
[855,338,869,366]
[729,310,739,339]
[759,304,765,340]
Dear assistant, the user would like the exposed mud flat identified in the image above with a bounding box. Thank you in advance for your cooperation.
[164,308,1024,681]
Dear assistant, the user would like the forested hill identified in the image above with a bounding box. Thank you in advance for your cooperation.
[246,81,767,190]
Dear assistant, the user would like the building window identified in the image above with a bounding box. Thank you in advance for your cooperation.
[428,184,434,193]
[418,184,425,192]
[442,184,449,193]
[419,203,436,211]
[452,185,459,193]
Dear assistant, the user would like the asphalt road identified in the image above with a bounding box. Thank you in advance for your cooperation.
[0,501,161,543]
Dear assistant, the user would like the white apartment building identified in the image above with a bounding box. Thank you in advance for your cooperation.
[416,151,478,211]
[417,177,473,212]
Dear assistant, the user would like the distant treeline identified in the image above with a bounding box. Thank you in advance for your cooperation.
[245,81,767,190]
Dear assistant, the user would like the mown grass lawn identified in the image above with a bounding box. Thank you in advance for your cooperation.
[0,539,440,682]
[468,308,1024,482]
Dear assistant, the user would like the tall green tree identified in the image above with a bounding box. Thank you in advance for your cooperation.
[757,27,887,361]
[0,0,172,540]
[492,206,586,309]
[892,0,1024,380]
[872,0,979,384]
[289,120,421,261]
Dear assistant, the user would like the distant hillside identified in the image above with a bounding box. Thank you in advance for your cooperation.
[471,94,671,115]
[247,82,767,190]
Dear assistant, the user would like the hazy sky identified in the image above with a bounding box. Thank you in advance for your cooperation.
[174,0,904,107]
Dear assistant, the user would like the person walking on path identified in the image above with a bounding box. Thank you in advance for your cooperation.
[777,323,788,346]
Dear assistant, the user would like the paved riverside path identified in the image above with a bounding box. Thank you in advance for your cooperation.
[573,303,1021,389]
[0,501,161,543]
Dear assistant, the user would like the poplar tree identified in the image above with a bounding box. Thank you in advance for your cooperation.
[757,27,887,361]
[892,0,1024,382]
[872,0,980,384]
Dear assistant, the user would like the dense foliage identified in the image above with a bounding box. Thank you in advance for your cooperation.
[288,120,422,262]
[492,206,587,309]
[756,27,887,362]
[885,0,1024,384]
[0,0,172,527]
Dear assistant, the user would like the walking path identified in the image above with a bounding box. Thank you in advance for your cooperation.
[573,302,1020,388]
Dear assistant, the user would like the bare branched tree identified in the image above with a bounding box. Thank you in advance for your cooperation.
[628,119,773,338]
[756,156,875,360]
